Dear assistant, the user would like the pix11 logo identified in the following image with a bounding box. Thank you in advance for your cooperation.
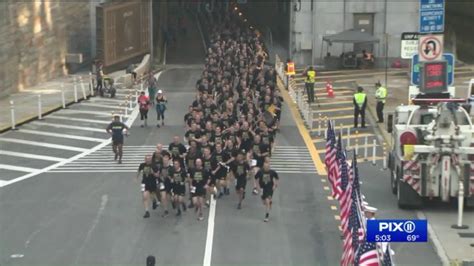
[366,219,428,242]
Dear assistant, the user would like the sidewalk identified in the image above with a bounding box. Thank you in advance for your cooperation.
[0,71,125,133]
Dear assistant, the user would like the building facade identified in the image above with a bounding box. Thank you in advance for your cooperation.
[289,0,419,66]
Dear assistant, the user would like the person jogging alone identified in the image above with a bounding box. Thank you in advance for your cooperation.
[106,115,129,164]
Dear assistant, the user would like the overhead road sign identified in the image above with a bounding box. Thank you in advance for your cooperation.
[401,32,419,59]
[411,53,454,86]
[418,34,444,62]
[419,0,445,33]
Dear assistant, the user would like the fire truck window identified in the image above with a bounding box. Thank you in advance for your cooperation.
[420,114,434,125]
[455,110,470,125]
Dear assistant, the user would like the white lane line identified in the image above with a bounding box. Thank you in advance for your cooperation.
[80,102,132,110]
[74,194,108,265]
[60,109,114,117]
[0,164,40,173]
[0,72,160,188]
[0,180,7,186]
[18,129,105,143]
[0,150,66,162]
[47,115,111,125]
[0,138,88,152]
[203,195,216,266]
[31,121,106,133]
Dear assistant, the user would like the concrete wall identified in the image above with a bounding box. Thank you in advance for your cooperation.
[0,1,91,98]
[289,0,418,66]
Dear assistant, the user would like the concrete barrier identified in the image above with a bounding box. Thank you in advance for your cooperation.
[117,54,150,88]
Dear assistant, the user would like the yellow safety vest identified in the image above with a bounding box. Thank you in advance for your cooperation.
[375,86,387,103]
[306,70,316,83]
[354,93,367,108]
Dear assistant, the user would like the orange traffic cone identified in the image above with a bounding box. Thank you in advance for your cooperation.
[326,81,335,98]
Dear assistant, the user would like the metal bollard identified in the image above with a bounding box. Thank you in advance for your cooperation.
[364,135,368,161]
[307,105,312,130]
[89,72,94,96]
[128,96,133,109]
[372,139,377,165]
[324,116,328,139]
[355,130,359,157]
[10,100,16,130]
[318,113,322,136]
[60,83,66,108]
[80,77,87,99]
[37,94,42,120]
[346,127,351,147]
[383,142,387,170]
[73,77,78,103]
[124,102,129,117]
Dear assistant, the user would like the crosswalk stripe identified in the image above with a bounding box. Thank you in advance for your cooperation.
[310,124,353,132]
[0,164,40,173]
[47,115,111,125]
[89,98,129,103]
[80,102,132,110]
[31,121,107,133]
[311,107,353,113]
[311,114,353,120]
[60,109,114,117]
[18,129,106,142]
[312,133,375,143]
[0,138,88,152]
[0,150,66,162]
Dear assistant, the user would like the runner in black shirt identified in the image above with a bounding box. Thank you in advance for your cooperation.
[185,122,202,145]
[158,154,173,217]
[168,136,187,167]
[170,159,188,216]
[251,134,270,194]
[202,147,218,206]
[106,115,129,164]
[189,158,210,221]
[255,159,279,222]
[210,126,224,147]
[231,153,250,209]
[136,155,159,218]
[213,143,230,198]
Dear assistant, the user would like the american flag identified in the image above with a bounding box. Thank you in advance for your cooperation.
[382,245,393,266]
[355,241,380,266]
[325,121,339,198]
[351,151,365,241]
[339,148,353,266]
[333,133,344,200]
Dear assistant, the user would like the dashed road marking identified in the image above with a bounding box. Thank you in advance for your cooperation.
[0,138,88,152]
[18,129,105,142]
[0,164,40,173]
[31,121,106,133]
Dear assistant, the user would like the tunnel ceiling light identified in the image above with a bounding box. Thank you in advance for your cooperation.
[238,12,242,16]
[244,19,247,22]
[234,6,238,10]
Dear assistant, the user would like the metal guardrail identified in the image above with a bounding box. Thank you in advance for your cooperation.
[275,54,314,131]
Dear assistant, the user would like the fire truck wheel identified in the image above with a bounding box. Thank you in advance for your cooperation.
[397,180,422,209]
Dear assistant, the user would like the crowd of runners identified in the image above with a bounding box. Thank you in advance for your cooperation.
[107,9,283,222]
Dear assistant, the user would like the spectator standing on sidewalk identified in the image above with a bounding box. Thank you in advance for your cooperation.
[375,82,387,123]
[353,86,367,128]
[96,61,104,95]
[155,90,167,127]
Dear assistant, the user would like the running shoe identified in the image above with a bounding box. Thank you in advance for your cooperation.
[143,211,150,218]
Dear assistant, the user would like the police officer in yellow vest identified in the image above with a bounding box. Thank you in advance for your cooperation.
[304,66,316,103]
[375,82,387,123]
[353,86,367,128]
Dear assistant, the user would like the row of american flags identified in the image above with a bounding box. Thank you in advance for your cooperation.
[325,121,395,266]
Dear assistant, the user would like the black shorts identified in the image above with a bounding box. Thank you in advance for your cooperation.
[160,179,172,193]
[140,109,148,120]
[193,185,206,197]
[142,179,157,192]
[112,137,124,146]
[208,176,216,186]
[173,183,186,196]
[261,188,273,200]
[236,178,247,190]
